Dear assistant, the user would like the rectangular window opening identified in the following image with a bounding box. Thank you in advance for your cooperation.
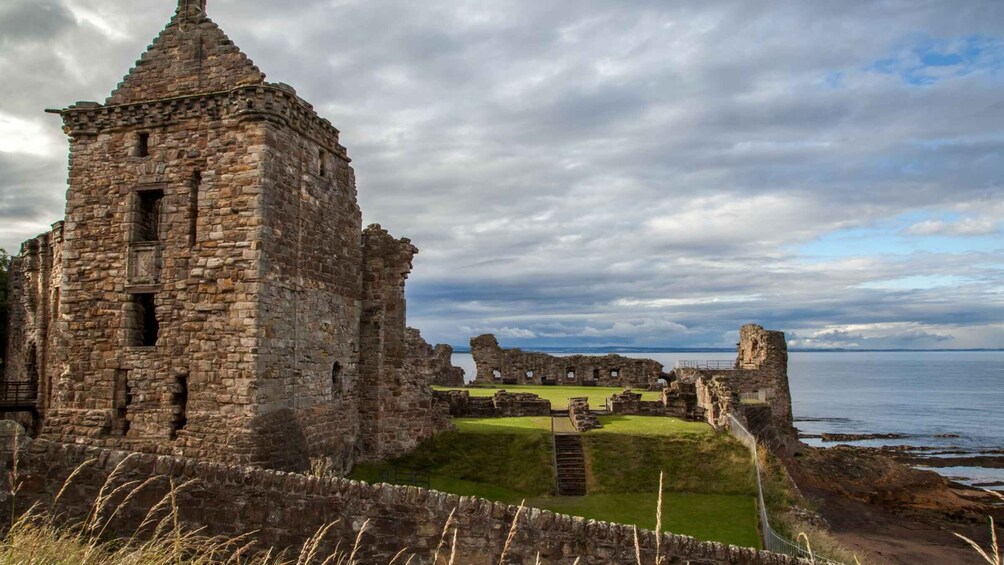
[131,293,159,347]
[135,189,164,243]
[319,148,327,177]
[137,133,150,157]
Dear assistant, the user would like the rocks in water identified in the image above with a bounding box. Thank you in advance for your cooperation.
[820,432,908,442]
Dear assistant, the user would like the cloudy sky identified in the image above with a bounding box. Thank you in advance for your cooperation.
[1,0,1002,349]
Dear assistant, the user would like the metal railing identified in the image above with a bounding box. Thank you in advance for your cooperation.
[676,360,738,370]
[727,414,844,564]
[739,389,773,404]
[377,466,431,489]
[0,381,38,409]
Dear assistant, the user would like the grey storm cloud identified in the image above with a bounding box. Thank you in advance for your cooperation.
[0,0,1002,349]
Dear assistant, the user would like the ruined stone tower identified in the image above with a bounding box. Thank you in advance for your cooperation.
[2,0,444,472]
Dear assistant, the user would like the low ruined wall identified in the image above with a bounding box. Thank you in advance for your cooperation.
[433,389,550,418]
[606,391,667,416]
[470,334,663,388]
[6,439,801,565]
[568,398,601,432]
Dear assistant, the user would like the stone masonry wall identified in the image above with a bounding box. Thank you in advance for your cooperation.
[6,439,802,565]
[251,100,363,473]
[605,390,667,416]
[671,325,795,450]
[471,334,663,388]
[358,226,446,462]
[0,0,447,473]
[405,328,465,387]
[41,92,267,463]
[2,224,65,425]
[433,389,551,418]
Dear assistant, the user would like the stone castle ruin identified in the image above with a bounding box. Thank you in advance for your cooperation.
[0,3,810,562]
[404,328,465,387]
[672,325,796,451]
[469,325,796,450]
[470,334,666,387]
[0,0,451,473]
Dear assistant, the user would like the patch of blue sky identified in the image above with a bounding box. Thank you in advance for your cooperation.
[796,211,1003,261]
[863,34,1003,86]
[857,274,970,291]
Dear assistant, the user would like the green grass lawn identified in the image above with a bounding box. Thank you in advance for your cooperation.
[432,384,661,409]
[348,415,760,548]
[453,416,551,434]
[592,415,713,437]
[583,425,756,496]
[527,493,761,550]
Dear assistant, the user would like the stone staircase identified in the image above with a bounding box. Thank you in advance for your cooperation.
[553,433,587,496]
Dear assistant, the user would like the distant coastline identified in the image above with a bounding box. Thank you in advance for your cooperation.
[449,346,1004,354]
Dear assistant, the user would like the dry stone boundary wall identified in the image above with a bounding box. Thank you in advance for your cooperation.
[8,439,804,565]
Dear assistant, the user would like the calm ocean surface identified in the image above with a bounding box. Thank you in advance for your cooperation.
[450,350,1004,488]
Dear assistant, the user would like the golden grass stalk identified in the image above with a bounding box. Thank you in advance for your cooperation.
[633,525,642,565]
[954,516,1001,565]
[296,520,340,565]
[498,499,525,565]
[387,547,409,565]
[655,470,663,565]
[7,425,21,528]
[50,458,98,519]
[85,452,139,534]
[346,518,369,564]
[448,528,458,565]
[797,532,816,565]
[432,506,457,564]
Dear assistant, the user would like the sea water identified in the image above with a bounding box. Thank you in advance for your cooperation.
[450,350,1004,488]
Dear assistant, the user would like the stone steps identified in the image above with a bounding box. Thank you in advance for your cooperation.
[553,433,587,496]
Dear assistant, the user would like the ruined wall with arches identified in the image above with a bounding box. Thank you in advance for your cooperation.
[470,334,664,388]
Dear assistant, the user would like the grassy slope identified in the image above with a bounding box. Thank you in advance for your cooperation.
[350,416,761,548]
[351,420,554,503]
[585,417,756,495]
[529,493,761,550]
[432,385,661,410]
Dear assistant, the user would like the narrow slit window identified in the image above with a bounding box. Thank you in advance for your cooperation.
[131,293,159,347]
[135,189,164,242]
[113,370,131,437]
[172,375,188,438]
[136,133,150,157]
[318,148,326,177]
[331,361,342,395]
[189,171,201,247]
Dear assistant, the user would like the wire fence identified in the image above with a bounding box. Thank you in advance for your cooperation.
[727,414,845,564]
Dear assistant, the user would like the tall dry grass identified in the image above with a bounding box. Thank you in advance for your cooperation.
[954,489,1003,565]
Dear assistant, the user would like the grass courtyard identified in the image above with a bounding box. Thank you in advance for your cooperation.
[431,384,663,409]
[350,414,761,548]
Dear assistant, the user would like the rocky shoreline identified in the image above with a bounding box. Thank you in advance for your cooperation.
[787,443,1004,565]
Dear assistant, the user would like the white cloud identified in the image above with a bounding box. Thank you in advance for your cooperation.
[2,0,1003,349]
[905,218,1000,236]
